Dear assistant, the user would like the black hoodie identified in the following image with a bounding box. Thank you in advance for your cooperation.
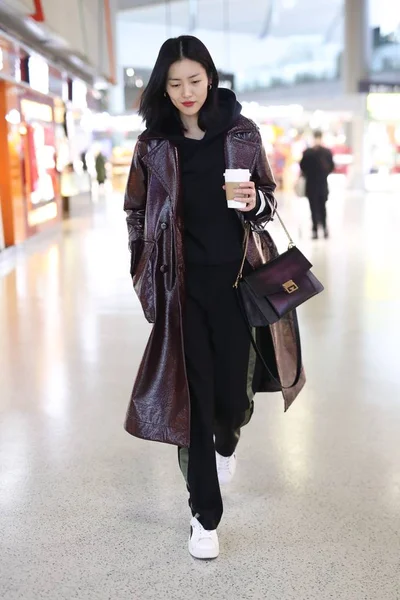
[167,89,251,266]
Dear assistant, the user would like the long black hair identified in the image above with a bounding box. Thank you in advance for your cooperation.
[139,36,220,134]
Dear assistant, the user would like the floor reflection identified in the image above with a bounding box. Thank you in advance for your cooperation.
[1,189,400,598]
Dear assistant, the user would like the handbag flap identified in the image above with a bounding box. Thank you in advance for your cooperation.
[244,247,313,297]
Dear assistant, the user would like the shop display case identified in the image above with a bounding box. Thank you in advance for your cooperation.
[0,82,61,247]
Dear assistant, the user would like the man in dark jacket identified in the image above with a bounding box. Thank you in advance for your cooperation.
[300,130,335,239]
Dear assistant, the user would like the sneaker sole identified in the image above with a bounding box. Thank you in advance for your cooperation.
[188,542,219,560]
[217,473,234,485]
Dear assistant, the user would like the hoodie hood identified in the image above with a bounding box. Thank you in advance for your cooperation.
[146,88,242,142]
[207,87,242,139]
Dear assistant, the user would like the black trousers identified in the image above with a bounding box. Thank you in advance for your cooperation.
[307,191,328,230]
[178,261,255,531]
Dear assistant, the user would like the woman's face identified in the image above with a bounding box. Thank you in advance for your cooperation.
[166,59,210,119]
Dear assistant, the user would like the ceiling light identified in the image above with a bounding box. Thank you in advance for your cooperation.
[135,78,144,88]
[6,109,21,125]
[126,68,135,77]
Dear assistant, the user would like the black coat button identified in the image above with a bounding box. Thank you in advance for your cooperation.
[160,265,168,273]
[160,223,168,230]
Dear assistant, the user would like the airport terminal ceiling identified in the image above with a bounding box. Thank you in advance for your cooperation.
[117,0,343,37]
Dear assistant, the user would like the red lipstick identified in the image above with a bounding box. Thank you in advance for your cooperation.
[182,101,195,107]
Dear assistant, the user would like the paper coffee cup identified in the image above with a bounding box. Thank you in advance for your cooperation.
[224,169,251,209]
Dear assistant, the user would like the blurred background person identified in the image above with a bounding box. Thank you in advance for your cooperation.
[80,149,93,197]
[95,151,107,186]
[60,162,79,216]
[300,130,335,239]
[81,150,88,174]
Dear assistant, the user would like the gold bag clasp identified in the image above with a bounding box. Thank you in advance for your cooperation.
[283,280,298,294]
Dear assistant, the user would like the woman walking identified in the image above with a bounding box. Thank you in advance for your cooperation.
[124,36,304,560]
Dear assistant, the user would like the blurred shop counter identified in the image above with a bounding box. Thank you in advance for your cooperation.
[111,146,134,193]
[90,113,144,193]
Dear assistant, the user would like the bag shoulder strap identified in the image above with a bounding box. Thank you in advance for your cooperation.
[234,222,250,288]
[236,288,303,390]
[263,194,295,247]
[235,194,296,287]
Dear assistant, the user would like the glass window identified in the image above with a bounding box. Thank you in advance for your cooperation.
[370,0,400,74]
[236,0,344,93]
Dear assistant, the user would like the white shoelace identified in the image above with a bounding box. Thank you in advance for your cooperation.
[194,519,213,539]
[219,454,234,471]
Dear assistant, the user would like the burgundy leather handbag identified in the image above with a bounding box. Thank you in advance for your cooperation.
[234,210,324,326]
[234,203,324,388]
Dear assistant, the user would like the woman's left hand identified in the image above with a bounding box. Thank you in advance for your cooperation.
[233,181,257,212]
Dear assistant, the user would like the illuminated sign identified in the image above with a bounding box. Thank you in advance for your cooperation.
[29,55,49,94]
[359,81,400,93]
[72,80,87,109]
[367,93,400,120]
[21,99,53,123]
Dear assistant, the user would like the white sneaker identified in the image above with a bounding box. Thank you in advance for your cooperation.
[188,517,219,560]
[216,451,237,485]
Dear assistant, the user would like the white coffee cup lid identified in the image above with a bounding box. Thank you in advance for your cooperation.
[224,169,251,181]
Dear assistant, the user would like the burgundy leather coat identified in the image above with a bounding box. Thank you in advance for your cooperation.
[124,115,305,447]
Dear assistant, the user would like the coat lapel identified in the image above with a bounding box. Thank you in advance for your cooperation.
[141,140,178,200]
[224,128,259,173]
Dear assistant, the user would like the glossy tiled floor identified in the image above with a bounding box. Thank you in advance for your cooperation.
[1,188,400,600]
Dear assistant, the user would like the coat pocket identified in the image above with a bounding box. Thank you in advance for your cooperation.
[130,239,156,323]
